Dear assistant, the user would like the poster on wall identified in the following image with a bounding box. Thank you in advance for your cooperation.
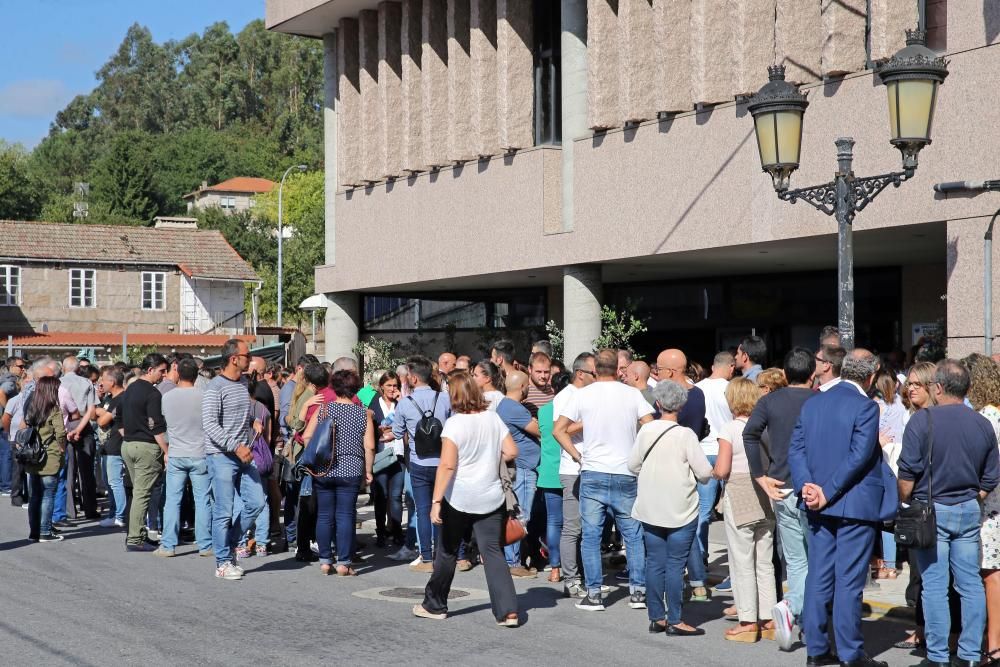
[912,322,941,346]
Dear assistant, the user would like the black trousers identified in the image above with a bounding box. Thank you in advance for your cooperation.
[296,492,317,554]
[423,501,517,621]
[72,428,99,517]
[10,448,26,505]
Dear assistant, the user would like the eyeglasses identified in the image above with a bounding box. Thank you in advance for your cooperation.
[814,356,828,364]
[13,364,24,369]
[578,370,596,377]
[905,381,928,389]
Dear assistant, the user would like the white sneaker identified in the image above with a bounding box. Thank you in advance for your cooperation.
[114,518,125,528]
[772,599,795,651]
[215,562,243,580]
[147,530,160,541]
[231,561,245,575]
[410,555,423,567]
[99,517,117,528]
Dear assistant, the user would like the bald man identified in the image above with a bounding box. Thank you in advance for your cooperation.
[438,352,457,376]
[655,347,712,601]
[454,355,472,371]
[626,361,655,408]
[496,370,542,577]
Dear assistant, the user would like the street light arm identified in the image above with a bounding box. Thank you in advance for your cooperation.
[776,169,912,218]
[850,170,912,214]
[778,180,838,216]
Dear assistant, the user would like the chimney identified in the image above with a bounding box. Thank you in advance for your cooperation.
[201,180,208,190]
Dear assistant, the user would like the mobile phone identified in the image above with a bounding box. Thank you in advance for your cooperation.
[778,487,794,496]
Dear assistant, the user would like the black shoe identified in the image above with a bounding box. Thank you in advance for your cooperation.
[38,533,64,543]
[665,624,705,636]
[52,519,72,528]
[376,534,387,548]
[950,661,979,667]
[628,591,647,609]
[807,654,840,667]
[839,657,887,667]
[295,550,319,563]
[574,595,605,611]
[270,541,289,554]
[124,542,157,553]
[49,526,61,535]
[84,513,101,520]
[615,568,630,581]
[648,621,666,634]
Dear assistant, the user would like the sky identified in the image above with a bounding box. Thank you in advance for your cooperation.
[0,0,265,148]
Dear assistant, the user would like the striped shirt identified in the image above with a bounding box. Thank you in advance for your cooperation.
[202,375,252,455]
[524,382,555,419]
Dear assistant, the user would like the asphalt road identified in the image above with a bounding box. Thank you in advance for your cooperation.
[0,502,919,666]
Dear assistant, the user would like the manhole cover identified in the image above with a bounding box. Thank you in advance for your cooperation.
[378,587,470,600]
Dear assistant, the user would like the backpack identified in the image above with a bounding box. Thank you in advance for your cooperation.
[409,392,443,458]
[12,391,50,467]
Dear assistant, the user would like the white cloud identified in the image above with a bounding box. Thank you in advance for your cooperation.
[0,79,73,119]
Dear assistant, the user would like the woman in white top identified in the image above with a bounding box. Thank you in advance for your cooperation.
[369,371,405,549]
[714,377,776,643]
[472,360,506,411]
[628,381,712,636]
[413,371,520,627]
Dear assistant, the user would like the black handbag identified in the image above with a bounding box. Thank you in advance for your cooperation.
[894,408,937,549]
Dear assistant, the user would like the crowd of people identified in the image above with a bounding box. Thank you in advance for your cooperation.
[2,329,1000,666]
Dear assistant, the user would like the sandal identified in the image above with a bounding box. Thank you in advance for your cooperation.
[893,631,922,650]
[759,620,777,641]
[724,622,760,643]
[984,648,1000,666]
[876,567,898,580]
[335,565,358,577]
[320,564,333,576]
[723,605,738,621]
[548,567,561,583]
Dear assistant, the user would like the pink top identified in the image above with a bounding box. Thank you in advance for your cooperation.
[58,386,79,426]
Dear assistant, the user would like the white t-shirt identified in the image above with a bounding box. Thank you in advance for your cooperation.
[440,411,509,514]
[695,377,732,456]
[553,384,581,476]
[718,416,751,476]
[562,381,654,476]
[483,390,505,412]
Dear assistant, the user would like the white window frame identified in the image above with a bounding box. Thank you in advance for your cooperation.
[141,271,166,311]
[0,265,20,307]
[219,195,236,209]
[68,268,96,308]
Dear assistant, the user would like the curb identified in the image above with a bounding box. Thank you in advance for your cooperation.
[862,599,915,623]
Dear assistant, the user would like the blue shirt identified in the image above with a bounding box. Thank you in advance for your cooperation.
[742,365,763,382]
[278,379,296,440]
[496,397,540,470]
[392,385,451,467]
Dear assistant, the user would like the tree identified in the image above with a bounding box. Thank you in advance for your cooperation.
[90,131,159,224]
[0,142,44,220]
[592,303,648,356]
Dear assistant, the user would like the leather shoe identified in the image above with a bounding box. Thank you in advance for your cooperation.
[806,654,840,667]
[839,656,887,667]
[648,621,666,634]
[949,661,979,667]
[665,624,705,636]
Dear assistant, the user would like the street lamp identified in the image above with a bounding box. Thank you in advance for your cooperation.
[277,164,307,328]
[748,30,948,349]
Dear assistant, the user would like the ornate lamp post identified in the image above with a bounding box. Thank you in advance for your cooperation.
[748,30,948,349]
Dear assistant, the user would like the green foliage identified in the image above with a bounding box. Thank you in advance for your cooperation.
[544,320,565,362]
[352,338,403,376]
[110,344,158,366]
[89,131,159,224]
[592,303,648,356]
[0,142,44,220]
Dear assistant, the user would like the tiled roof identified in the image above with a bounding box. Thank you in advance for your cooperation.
[183,177,276,198]
[10,332,255,349]
[0,221,260,282]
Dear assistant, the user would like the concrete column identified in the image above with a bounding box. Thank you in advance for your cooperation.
[447,0,476,161]
[869,0,918,61]
[653,0,692,113]
[323,32,338,266]
[690,0,733,105]
[775,0,822,84]
[497,0,534,149]
[471,0,500,157]
[730,0,776,97]
[586,0,620,130]
[422,0,450,167]
[324,292,361,361]
[359,10,381,182]
[820,0,867,77]
[563,265,602,365]
[401,0,425,172]
[948,218,999,358]
[618,0,657,123]
[561,0,587,232]
[378,2,403,179]
[337,18,363,187]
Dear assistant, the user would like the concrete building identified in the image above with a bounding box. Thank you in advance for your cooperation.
[267,0,1000,364]
[183,177,276,214]
[0,220,260,338]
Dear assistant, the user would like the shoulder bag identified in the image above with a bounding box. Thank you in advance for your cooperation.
[894,408,937,548]
[499,461,526,546]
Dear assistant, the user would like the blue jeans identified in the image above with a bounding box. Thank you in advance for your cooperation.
[504,467,537,566]
[404,468,417,550]
[52,463,68,522]
[686,454,717,586]
[881,528,897,569]
[542,488,563,567]
[775,492,810,618]
[644,519,697,625]
[160,457,212,552]
[208,454,265,567]
[314,475,361,566]
[104,455,127,522]
[0,432,11,492]
[235,472,270,549]
[373,460,404,540]
[409,462,438,562]
[917,499,987,663]
[579,471,645,595]
[28,473,58,537]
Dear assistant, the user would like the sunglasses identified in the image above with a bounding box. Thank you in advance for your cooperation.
[578,370,596,377]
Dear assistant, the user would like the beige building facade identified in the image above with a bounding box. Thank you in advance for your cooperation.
[267,0,1000,363]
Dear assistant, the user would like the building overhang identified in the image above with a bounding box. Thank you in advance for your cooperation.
[266,0,381,38]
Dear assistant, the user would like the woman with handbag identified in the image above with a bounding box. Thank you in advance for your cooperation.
[234,379,274,559]
[24,376,67,543]
[369,371,405,549]
[301,370,375,576]
[628,380,713,636]
[413,371,520,626]
[713,378,777,643]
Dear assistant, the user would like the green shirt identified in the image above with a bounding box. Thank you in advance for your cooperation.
[357,385,377,408]
[536,402,562,489]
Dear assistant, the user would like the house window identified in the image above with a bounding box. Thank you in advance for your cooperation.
[141,271,166,310]
[0,265,20,306]
[220,196,236,209]
[921,0,947,52]
[69,268,96,308]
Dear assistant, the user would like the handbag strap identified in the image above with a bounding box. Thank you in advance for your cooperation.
[925,407,934,505]
[641,424,679,464]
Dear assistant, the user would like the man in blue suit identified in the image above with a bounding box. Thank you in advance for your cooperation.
[789,349,896,667]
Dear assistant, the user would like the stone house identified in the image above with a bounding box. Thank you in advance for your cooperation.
[183,177,276,214]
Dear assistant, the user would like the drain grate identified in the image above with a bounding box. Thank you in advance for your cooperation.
[378,587,470,600]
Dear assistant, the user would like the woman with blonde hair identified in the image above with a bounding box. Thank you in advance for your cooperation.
[755,368,787,396]
[714,377,776,643]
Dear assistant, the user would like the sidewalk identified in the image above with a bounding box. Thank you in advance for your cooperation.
[705,521,914,623]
